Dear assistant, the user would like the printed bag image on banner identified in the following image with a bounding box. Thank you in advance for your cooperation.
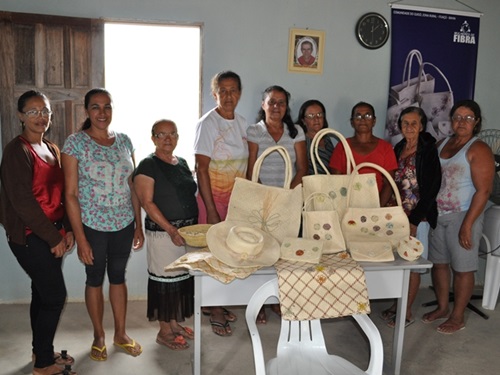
[386,5,480,146]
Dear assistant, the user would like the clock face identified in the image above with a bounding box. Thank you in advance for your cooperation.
[356,13,390,49]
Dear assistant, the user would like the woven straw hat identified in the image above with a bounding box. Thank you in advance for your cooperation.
[206,221,280,268]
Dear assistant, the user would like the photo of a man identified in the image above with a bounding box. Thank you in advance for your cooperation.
[288,29,324,74]
[296,37,318,67]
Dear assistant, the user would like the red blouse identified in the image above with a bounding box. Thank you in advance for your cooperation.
[20,138,65,234]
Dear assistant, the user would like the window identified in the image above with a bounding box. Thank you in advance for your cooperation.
[105,23,201,168]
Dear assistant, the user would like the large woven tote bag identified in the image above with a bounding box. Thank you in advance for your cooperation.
[302,128,380,219]
[226,145,302,244]
[342,162,410,249]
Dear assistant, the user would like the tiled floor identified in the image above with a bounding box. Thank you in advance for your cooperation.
[1,287,499,375]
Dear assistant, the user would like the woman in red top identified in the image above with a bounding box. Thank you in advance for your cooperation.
[329,101,397,206]
[0,91,76,375]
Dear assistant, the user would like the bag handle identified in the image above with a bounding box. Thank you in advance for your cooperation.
[309,128,356,175]
[345,162,402,207]
[416,62,453,101]
[401,49,430,89]
[252,145,292,188]
[303,192,334,211]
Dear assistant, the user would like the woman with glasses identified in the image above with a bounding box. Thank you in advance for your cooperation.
[247,85,307,324]
[134,119,197,350]
[296,99,334,175]
[422,100,494,334]
[0,90,76,375]
[380,106,442,328]
[329,101,397,206]
[62,88,144,361]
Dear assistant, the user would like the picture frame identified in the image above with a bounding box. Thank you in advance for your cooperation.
[288,28,325,74]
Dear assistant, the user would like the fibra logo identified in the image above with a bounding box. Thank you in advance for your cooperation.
[453,20,476,44]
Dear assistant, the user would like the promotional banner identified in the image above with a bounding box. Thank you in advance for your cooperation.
[386,5,481,145]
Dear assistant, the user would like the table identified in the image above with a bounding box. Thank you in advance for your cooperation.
[191,257,432,375]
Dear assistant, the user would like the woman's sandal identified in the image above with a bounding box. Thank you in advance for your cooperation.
[380,308,397,322]
[33,364,77,375]
[156,334,189,351]
[33,351,75,366]
[173,325,194,340]
[202,307,237,322]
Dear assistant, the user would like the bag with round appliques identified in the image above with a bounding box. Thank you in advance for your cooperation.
[342,162,410,258]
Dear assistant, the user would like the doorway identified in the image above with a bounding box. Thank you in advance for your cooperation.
[104,22,201,168]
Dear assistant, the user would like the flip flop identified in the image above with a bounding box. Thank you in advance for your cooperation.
[421,312,449,324]
[54,351,75,366]
[380,308,397,322]
[202,307,237,322]
[156,334,189,351]
[209,318,232,337]
[437,323,465,335]
[33,364,77,375]
[173,325,194,340]
[387,315,415,328]
[113,339,142,357]
[89,345,107,361]
[32,351,75,366]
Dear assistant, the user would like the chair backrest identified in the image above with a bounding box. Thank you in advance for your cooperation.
[478,129,500,154]
[245,278,384,375]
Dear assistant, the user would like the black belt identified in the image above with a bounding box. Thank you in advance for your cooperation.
[144,217,197,231]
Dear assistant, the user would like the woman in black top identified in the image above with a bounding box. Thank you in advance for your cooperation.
[134,119,198,350]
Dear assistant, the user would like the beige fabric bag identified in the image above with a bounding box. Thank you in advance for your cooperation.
[302,192,345,254]
[348,241,394,262]
[226,146,302,244]
[342,162,410,254]
[302,128,380,219]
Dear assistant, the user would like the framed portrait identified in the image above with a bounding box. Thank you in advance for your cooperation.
[288,28,325,74]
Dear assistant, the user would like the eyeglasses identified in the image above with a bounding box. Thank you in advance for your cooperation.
[304,112,324,119]
[23,109,52,118]
[267,100,287,107]
[452,115,476,124]
[154,131,178,139]
[353,113,374,121]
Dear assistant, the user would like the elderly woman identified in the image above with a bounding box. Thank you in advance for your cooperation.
[380,107,442,328]
[247,85,307,323]
[296,99,334,174]
[422,100,494,334]
[329,101,397,206]
[134,119,198,350]
[194,71,247,336]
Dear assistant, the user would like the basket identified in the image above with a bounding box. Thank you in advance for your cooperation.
[178,224,212,247]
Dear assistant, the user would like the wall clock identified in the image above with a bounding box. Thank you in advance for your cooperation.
[355,12,390,49]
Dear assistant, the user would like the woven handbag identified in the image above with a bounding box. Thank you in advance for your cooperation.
[226,145,302,244]
[342,162,410,251]
[302,128,380,219]
[302,192,345,254]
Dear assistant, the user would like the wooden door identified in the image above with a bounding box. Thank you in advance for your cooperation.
[0,11,104,149]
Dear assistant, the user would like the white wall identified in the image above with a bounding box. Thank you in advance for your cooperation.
[0,0,498,302]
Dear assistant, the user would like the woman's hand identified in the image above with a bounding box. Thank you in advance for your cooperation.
[410,223,418,238]
[459,223,473,250]
[51,239,68,258]
[167,227,185,247]
[77,239,94,265]
[133,226,144,250]
[64,232,75,252]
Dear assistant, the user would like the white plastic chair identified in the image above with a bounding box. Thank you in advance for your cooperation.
[245,278,383,375]
[478,129,500,310]
[480,206,500,310]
